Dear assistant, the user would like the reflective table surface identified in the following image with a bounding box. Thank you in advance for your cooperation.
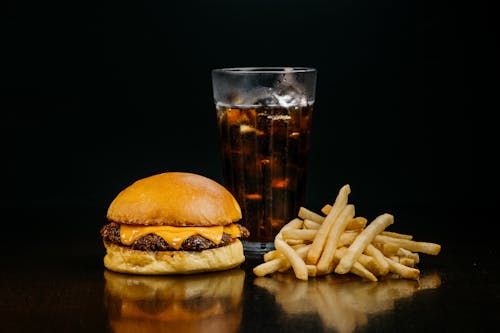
[2,205,499,332]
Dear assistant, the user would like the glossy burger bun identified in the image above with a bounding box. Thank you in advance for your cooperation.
[106,172,242,227]
[103,240,245,275]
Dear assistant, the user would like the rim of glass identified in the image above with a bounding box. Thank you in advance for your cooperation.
[212,67,316,74]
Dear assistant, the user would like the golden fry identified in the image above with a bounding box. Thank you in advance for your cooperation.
[346,216,368,230]
[385,257,420,279]
[381,231,413,240]
[306,184,351,265]
[374,235,441,255]
[317,204,356,274]
[339,231,359,247]
[335,213,394,274]
[321,204,332,215]
[282,229,317,241]
[298,207,325,223]
[304,219,321,230]
[374,242,400,257]
[364,244,390,276]
[336,247,378,276]
[397,248,420,264]
[350,261,378,282]
[263,249,279,262]
[253,257,287,276]
[275,237,308,280]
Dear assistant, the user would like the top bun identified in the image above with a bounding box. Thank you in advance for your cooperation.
[107,172,242,227]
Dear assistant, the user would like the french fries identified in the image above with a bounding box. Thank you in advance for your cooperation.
[335,213,394,274]
[316,204,355,274]
[252,184,442,281]
[306,184,351,265]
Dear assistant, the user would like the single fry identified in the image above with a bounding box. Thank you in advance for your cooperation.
[277,245,310,273]
[287,239,306,246]
[317,204,356,274]
[336,247,377,275]
[282,217,305,231]
[307,265,317,277]
[389,255,415,267]
[282,229,360,246]
[385,256,420,279]
[364,244,390,276]
[253,257,287,276]
[275,237,308,280]
[339,231,359,247]
[282,229,317,241]
[350,261,378,282]
[263,244,306,262]
[335,213,394,274]
[306,184,351,264]
[298,207,325,223]
[263,249,279,262]
[381,231,413,240]
[304,219,321,230]
[321,204,332,215]
[397,247,420,264]
[374,235,441,255]
[346,216,368,230]
[399,257,415,267]
[374,242,400,257]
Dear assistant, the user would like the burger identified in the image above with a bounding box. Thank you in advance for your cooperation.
[104,269,244,333]
[100,172,250,274]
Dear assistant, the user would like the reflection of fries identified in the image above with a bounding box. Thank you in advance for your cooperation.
[252,184,442,281]
[254,272,441,333]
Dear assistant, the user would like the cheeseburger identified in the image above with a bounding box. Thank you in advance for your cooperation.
[100,172,249,274]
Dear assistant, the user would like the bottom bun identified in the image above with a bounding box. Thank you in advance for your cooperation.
[103,240,245,275]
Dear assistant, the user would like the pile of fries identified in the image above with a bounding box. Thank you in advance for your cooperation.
[253,184,441,281]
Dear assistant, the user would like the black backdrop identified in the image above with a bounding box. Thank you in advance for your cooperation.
[2,0,498,238]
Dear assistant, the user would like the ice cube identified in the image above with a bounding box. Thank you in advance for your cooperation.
[272,82,307,108]
[241,86,279,106]
[238,74,308,107]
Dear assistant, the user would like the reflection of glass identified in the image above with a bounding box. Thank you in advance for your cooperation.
[104,269,244,333]
[254,273,441,333]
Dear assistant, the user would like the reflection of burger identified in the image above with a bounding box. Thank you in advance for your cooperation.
[104,269,244,333]
[100,172,249,274]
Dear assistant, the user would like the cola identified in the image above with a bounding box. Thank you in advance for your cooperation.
[217,104,313,243]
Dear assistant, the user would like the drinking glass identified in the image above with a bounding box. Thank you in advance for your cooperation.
[212,67,317,254]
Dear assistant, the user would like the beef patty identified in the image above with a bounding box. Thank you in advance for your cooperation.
[100,222,249,252]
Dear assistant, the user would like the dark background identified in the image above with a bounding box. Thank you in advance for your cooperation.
[1,2,500,332]
[2,0,498,239]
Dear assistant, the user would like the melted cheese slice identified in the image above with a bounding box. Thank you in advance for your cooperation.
[120,223,241,250]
